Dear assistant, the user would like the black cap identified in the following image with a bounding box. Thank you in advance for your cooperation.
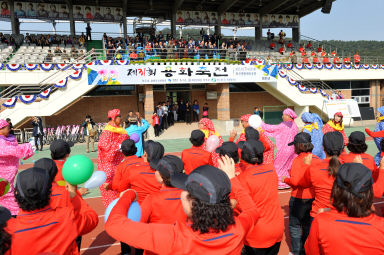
[244,127,259,141]
[190,130,205,141]
[144,140,165,168]
[323,131,344,154]
[34,158,58,183]
[121,139,136,153]
[16,167,51,198]
[0,207,11,225]
[336,163,373,197]
[348,131,366,145]
[288,132,312,146]
[243,139,265,156]
[50,139,74,159]
[216,142,238,159]
[171,165,231,204]
[154,155,184,178]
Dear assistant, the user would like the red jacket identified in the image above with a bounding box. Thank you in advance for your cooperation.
[340,152,378,180]
[322,123,348,145]
[305,210,384,255]
[236,163,284,248]
[106,178,260,255]
[7,195,98,255]
[110,159,161,204]
[110,155,143,192]
[54,160,65,183]
[300,158,340,217]
[284,153,320,199]
[181,146,211,174]
[50,182,72,210]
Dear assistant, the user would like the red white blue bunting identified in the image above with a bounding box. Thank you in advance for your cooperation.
[278,70,287,78]
[39,88,52,99]
[284,64,293,70]
[56,64,70,70]
[54,78,68,88]
[297,84,307,92]
[86,61,98,67]
[371,64,379,69]
[324,63,333,70]
[320,89,328,98]
[2,97,17,108]
[344,64,351,69]
[334,63,343,69]
[19,95,37,104]
[0,63,3,70]
[72,64,84,70]
[276,64,282,69]
[362,64,370,69]
[115,60,129,65]
[99,60,114,65]
[288,77,297,85]
[24,63,38,71]
[6,64,22,71]
[305,64,313,70]
[40,63,54,71]
[380,65,384,69]
[256,59,265,65]
[69,69,82,80]
[315,63,323,70]
[354,64,360,69]
[295,64,304,70]
[309,87,318,93]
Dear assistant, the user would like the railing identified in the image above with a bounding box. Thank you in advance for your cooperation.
[285,68,333,92]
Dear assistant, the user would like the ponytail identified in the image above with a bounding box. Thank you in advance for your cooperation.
[328,155,341,177]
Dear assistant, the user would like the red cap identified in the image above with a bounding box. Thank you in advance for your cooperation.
[334,112,343,118]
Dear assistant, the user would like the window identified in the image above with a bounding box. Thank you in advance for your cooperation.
[88,85,135,96]
[229,83,265,92]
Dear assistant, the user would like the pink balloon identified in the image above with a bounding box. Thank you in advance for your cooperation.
[130,133,140,143]
[206,135,220,152]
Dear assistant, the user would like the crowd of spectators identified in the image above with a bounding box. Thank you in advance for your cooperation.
[0,33,16,46]
[24,33,86,47]
[103,31,252,61]
[43,45,86,62]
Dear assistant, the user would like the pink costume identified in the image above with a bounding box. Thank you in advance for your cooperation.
[98,109,129,207]
[261,108,299,189]
[0,120,34,215]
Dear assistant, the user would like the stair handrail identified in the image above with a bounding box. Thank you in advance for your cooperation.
[285,68,333,92]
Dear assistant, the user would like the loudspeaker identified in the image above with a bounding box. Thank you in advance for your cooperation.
[321,0,332,14]
[359,107,375,121]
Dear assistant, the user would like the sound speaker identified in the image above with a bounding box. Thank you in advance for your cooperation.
[358,107,375,121]
[321,0,332,14]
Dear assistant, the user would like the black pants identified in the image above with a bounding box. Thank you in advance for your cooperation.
[186,111,191,124]
[244,242,281,255]
[34,134,43,150]
[162,114,168,130]
[289,197,314,255]
[192,111,199,122]
[121,242,130,255]
[154,124,161,137]
[76,236,82,252]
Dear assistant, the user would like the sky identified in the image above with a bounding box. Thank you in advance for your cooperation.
[0,0,383,41]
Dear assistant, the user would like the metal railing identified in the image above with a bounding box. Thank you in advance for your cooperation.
[285,68,333,92]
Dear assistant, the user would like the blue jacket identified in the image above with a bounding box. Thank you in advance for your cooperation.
[374,106,384,165]
[301,113,325,159]
[125,119,150,157]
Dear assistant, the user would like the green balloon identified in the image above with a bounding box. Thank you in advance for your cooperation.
[62,155,94,185]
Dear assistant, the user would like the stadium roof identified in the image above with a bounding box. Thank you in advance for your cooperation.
[43,0,333,19]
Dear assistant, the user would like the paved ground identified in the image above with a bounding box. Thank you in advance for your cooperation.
[18,124,383,255]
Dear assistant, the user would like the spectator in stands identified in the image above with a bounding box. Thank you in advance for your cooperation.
[287,41,293,49]
[290,51,297,64]
[138,50,145,60]
[269,41,276,50]
[267,29,272,40]
[312,54,319,64]
[336,91,344,100]
[298,44,304,53]
[279,45,285,55]
[278,30,286,42]
[79,33,86,46]
[129,50,138,60]
[301,49,307,57]
[86,23,92,41]
[15,2,25,17]
[302,55,309,64]
[66,36,72,45]
[62,50,70,63]
[322,53,330,64]
[344,56,351,64]
[54,46,62,55]
[333,55,341,64]
[45,50,53,62]
[331,50,337,57]
[310,50,317,57]
[320,49,327,57]
[317,45,323,53]
[354,51,361,64]
[306,41,313,49]
[228,44,236,60]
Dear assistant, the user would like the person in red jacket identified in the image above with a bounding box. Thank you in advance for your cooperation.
[282,133,321,255]
[6,167,98,255]
[353,51,361,64]
[104,140,163,204]
[0,207,11,255]
[152,112,160,137]
[305,163,384,255]
[322,112,348,145]
[50,139,74,184]
[105,156,260,255]
[237,140,284,254]
[299,132,344,219]
[343,56,351,64]
[181,130,211,174]
[340,131,378,179]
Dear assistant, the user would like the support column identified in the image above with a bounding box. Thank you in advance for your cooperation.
[171,10,177,38]
[123,0,128,40]
[214,25,221,36]
[292,27,300,43]
[217,83,230,120]
[370,80,380,114]
[255,24,262,41]
[68,1,75,37]
[9,0,17,34]
[144,85,154,122]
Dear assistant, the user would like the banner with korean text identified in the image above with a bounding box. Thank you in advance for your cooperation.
[87,64,278,85]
